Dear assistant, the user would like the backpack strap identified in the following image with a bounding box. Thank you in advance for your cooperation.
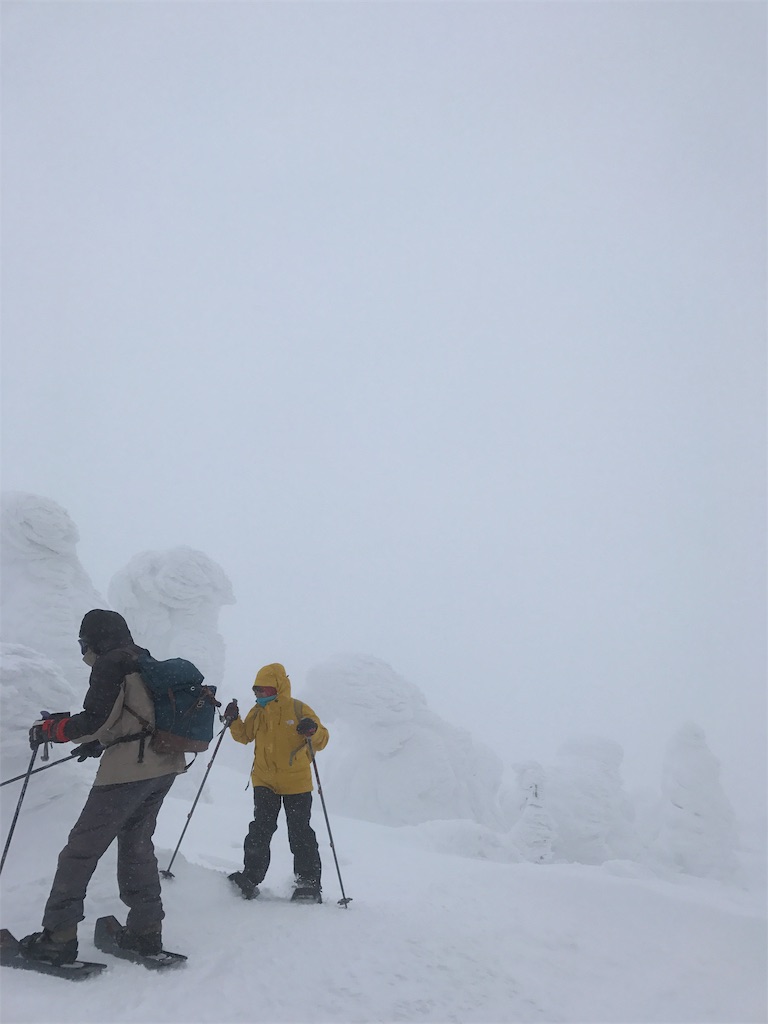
[122,703,153,764]
[104,728,151,763]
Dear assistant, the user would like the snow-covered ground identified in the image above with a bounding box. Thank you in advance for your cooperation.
[1,760,765,1024]
[0,495,765,1022]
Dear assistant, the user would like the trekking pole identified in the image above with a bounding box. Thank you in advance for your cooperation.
[161,720,231,879]
[0,745,39,877]
[306,738,352,908]
[1,750,81,788]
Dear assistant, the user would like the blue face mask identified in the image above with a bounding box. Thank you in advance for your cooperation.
[255,695,277,707]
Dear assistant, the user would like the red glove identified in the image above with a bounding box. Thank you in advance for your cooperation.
[29,714,70,749]
[296,717,318,737]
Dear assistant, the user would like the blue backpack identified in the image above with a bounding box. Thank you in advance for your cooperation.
[128,653,220,757]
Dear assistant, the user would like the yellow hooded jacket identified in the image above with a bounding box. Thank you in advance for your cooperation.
[229,663,329,795]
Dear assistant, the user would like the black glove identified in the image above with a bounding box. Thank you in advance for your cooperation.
[223,700,240,724]
[296,717,318,737]
[72,741,104,761]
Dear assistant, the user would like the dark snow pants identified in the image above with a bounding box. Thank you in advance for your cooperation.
[42,773,176,935]
[243,787,321,884]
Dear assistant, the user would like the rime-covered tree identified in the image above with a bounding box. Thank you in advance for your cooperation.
[108,546,235,689]
[303,654,506,828]
[0,492,104,687]
[547,737,639,864]
[653,722,737,879]
[0,643,92,816]
[508,761,556,863]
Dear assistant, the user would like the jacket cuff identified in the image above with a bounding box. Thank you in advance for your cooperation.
[53,717,71,743]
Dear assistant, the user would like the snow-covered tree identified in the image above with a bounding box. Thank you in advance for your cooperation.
[108,546,235,689]
[0,492,104,688]
[547,737,639,864]
[0,643,93,815]
[303,654,506,828]
[508,761,556,863]
[653,722,737,879]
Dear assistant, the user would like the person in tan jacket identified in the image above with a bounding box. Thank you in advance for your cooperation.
[226,663,329,902]
[19,609,185,966]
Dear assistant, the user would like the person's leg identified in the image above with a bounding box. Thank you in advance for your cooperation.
[116,774,176,937]
[243,786,281,883]
[283,792,321,884]
[22,780,156,963]
[41,782,149,934]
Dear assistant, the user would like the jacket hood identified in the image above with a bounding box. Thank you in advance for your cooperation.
[253,663,291,698]
[79,609,134,656]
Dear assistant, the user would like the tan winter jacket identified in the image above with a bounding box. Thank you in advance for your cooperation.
[64,609,185,786]
[78,671,186,786]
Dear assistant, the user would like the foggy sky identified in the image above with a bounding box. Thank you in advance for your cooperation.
[2,2,765,811]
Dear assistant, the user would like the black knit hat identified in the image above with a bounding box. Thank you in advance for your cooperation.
[79,609,134,656]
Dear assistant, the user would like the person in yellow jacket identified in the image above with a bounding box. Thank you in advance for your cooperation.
[224,663,329,903]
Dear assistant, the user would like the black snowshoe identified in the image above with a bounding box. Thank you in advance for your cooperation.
[0,928,105,981]
[94,916,186,970]
[18,929,78,965]
[291,877,322,903]
[228,871,260,900]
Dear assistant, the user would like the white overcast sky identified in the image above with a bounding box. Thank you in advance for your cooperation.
[2,2,765,809]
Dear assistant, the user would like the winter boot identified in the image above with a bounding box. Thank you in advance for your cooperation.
[117,925,163,956]
[228,871,260,900]
[291,877,322,903]
[19,927,78,965]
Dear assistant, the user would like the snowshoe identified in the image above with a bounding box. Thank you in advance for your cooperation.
[93,916,186,970]
[0,928,105,981]
[18,928,78,965]
[228,871,260,900]
[117,926,162,956]
[291,878,322,903]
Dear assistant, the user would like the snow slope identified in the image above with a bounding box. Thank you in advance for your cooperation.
[0,496,764,1022]
[1,762,764,1024]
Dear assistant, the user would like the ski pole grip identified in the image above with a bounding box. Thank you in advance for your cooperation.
[38,711,67,762]
[39,711,51,761]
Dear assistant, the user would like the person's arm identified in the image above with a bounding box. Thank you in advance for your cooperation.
[229,705,257,744]
[295,701,329,752]
[63,649,136,741]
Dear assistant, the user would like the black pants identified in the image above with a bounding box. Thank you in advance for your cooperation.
[43,774,175,935]
[243,787,321,884]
